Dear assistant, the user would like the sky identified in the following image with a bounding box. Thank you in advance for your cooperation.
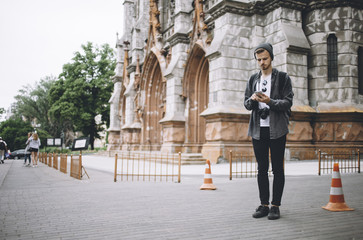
[0,0,124,116]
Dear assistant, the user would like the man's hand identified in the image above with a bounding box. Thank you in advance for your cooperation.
[252,92,270,104]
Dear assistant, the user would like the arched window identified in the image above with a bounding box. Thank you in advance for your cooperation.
[359,46,363,95]
[327,34,338,82]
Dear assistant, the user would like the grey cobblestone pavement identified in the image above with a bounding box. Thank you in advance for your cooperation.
[0,157,362,240]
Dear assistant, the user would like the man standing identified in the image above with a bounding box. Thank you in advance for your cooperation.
[0,137,8,164]
[244,43,294,220]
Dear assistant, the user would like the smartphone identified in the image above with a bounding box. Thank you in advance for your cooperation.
[255,91,263,97]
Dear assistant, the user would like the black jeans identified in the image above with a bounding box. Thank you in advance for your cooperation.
[252,127,286,206]
[24,154,31,164]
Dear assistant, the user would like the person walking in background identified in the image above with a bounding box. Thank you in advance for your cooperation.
[24,132,32,166]
[26,132,41,167]
[244,43,294,220]
[0,137,8,164]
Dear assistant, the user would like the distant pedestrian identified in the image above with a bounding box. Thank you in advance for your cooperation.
[0,137,7,164]
[244,43,293,220]
[24,132,32,166]
[26,133,41,167]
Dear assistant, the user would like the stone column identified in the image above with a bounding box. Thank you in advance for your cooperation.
[108,80,122,151]
[268,8,315,160]
[121,70,141,150]
[201,12,254,163]
[159,1,192,153]
[107,36,124,151]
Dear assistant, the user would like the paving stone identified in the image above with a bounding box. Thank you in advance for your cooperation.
[1,159,362,239]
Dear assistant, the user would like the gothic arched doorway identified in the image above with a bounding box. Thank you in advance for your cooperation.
[141,52,165,150]
[183,45,209,152]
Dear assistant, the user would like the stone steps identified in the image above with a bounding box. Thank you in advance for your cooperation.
[180,153,206,165]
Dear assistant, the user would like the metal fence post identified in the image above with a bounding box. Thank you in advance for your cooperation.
[318,149,321,176]
[70,154,73,177]
[229,150,232,180]
[79,152,82,180]
[178,152,181,183]
[358,149,361,173]
[114,154,118,182]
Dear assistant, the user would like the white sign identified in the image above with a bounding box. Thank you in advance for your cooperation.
[74,139,87,148]
[47,139,54,146]
[54,138,62,145]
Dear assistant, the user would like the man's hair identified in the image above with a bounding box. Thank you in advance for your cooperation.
[255,48,267,56]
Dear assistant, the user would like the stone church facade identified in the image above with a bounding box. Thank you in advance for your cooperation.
[108,0,363,163]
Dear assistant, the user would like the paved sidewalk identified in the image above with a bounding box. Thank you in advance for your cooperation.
[0,157,362,240]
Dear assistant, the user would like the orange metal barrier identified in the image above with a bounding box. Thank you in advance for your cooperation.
[48,153,52,167]
[70,153,89,180]
[53,153,58,170]
[318,149,361,175]
[39,152,44,163]
[60,154,67,174]
[114,151,181,183]
[70,154,81,179]
[229,151,257,179]
[229,150,275,179]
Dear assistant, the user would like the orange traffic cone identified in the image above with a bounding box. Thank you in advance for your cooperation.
[200,160,216,190]
[322,163,353,211]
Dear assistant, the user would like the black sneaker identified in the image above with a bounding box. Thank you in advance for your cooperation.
[252,205,269,218]
[268,206,280,220]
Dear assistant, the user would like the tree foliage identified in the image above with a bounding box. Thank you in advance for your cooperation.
[0,118,33,151]
[14,76,59,136]
[49,42,116,149]
[0,108,5,122]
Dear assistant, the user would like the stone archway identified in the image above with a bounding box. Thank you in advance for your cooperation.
[141,52,165,150]
[183,45,209,152]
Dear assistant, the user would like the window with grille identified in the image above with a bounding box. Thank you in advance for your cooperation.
[327,34,338,82]
[359,46,363,95]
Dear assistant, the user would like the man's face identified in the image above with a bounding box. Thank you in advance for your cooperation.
[255,50,272,71]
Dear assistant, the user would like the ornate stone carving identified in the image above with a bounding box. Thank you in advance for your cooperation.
[133,55,141,90]
[146,0,162,52]
[190,0,211,46]
[122,42,130,88]
[169,0,175,17]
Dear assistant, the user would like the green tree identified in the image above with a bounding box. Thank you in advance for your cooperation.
[49,42,116,149]
[0,107,5,122]
[0,118,33,151]
[14,76,59,136]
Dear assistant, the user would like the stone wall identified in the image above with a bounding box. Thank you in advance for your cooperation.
[108,0,363,163]
[305,6,362,107]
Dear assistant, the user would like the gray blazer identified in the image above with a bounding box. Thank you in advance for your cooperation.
[244,68,294,140]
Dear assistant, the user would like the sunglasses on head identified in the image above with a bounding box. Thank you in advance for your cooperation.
[261,80,267,92]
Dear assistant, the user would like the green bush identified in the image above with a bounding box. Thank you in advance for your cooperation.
[40,147,71,154]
